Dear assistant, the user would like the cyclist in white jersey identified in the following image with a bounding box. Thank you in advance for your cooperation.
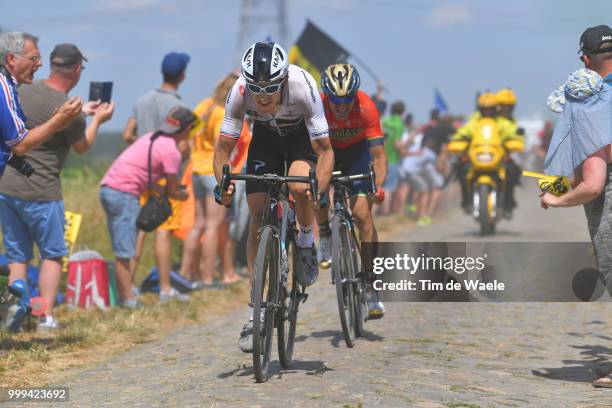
[213,41,334,353]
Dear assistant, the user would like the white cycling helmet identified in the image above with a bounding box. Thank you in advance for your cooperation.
[241,41,289,83]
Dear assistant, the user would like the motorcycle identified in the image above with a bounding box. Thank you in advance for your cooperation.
[448,117,524,235]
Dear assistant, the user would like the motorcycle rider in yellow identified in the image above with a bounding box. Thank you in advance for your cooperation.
[494,88,523,215]
[453,93,519,141]
[451,92,523,214]
[496,88,517,121]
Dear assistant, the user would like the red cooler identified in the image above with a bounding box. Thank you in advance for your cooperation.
[66,251,110,309]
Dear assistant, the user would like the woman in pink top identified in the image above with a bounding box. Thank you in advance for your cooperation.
[100,106,195,308]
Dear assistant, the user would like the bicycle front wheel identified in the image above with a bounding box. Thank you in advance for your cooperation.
[278,238,298,368]
[252,226,278,383]
[332,215,356,347]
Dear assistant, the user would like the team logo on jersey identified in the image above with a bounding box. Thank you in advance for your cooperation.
[330,128,362,141]
[253,160,266,172]
[301,70,317,103]
[239,85,245,96]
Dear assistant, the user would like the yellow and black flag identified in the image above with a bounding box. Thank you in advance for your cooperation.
[289,21,349,87]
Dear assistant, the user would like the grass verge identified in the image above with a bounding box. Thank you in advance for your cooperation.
[0,282,248,388]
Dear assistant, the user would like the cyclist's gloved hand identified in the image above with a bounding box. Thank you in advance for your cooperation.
[372,187,385,203]
[214,183,235,207]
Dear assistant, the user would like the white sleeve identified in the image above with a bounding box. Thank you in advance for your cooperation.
[220,78,247,139]
[297,69,329,140]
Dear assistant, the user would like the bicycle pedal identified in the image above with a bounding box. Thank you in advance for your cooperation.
[298,292,309,304]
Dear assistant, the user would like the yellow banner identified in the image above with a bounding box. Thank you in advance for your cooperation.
[63,211,82,271]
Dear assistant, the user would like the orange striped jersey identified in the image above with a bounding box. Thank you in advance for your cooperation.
[321,90,384,149]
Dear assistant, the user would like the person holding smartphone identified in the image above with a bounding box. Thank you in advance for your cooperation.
[0,42,113,331]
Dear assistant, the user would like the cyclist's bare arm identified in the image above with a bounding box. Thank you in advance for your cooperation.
[213,136,238,206]
[369,144,387,191]
[311,137,334,194]
[213,135,237,182]
[216,77,246,186]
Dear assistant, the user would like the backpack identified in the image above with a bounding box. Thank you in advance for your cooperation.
[140,267,197,294]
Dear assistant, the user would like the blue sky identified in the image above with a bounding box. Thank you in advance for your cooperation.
[4,0,611,130]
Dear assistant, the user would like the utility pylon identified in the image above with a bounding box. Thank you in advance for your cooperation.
[235,0,289,64]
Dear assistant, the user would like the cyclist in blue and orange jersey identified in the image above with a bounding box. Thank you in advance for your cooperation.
[317,63,387,319]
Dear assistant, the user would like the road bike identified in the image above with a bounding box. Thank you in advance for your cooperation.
[327,165,376,347]
[219,164,319,382]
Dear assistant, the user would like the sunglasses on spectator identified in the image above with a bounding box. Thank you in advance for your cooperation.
[16,54,41,64]
[247,82,283,95]
[329,93,356,105]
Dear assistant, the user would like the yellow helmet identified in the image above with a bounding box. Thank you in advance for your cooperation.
[496,88,517,105]
[477,92,498,108]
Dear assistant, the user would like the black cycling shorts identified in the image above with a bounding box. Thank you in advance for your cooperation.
[245,121,317,195]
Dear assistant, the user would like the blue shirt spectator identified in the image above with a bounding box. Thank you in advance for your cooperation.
[0,68,29,176]
[0,31,83,179]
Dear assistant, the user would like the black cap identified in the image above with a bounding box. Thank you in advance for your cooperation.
[158,106,197,135]
[579,25,612,54]
[50,43,87,66]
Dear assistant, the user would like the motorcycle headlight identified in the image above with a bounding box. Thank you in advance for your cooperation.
[476,152,494,163]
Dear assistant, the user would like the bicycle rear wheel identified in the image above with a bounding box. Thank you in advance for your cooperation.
[332,215,356,347]
[252,226,278,383]
[278,238,298,368]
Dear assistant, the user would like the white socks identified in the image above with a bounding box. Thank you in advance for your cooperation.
[297,224,314,248]
[248,305,265,322]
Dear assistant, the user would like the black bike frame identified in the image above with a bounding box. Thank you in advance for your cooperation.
[329,164,377,252]
[220,164,318,302]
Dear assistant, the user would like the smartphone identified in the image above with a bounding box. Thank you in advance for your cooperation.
[89,82,113,103]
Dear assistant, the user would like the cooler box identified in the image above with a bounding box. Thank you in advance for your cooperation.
[66,251,110,309]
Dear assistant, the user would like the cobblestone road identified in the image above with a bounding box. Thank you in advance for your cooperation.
[8,185,612,408]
